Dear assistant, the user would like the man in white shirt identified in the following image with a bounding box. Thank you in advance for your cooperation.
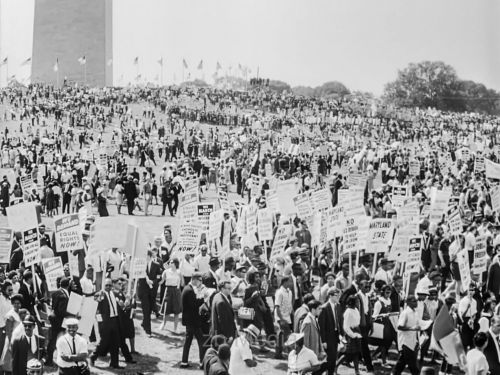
[286,332,325,375]
[104,248,122,280]
[458,284,478,350]
[393,295,421,375]
[79,266,95,296]
[193,245,210,273]
[56,318,88,375]
[275,276,293,360]
[228,325,258,374]
[374,258,392,285]
[466,332,489,375]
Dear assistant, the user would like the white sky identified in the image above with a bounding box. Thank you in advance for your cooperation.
[1,0,499,94]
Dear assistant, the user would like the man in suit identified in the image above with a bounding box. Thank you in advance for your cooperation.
[38,224,51,248]
[208,344,230,375]
[123,175,138,215]
[484,315,500,374]
[137,250,162,337]
[300,300,323,356]
[45,277,70,366]
[18,271,37,319]
[12,315,43,375]
[486,256,500,301]
[356,279,374,374]
[318,287,342,375]
[203,258,220,290]
[339,271,366,310]
[89,278,123,369]
[180,272,206,369]
[210,281,236,341]
[293,294,315,333]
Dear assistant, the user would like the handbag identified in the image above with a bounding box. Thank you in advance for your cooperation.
[369,322,385,339]
[238,307,255,320]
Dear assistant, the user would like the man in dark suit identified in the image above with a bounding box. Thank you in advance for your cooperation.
[137,250,162,337]
[208,344,230,375]
[355,279,374,373]
[12,315,43,375]
[45,277,70,366]
[210,281,236,341]
[486,259,500,301]
[318,287,342,375]
[18,271,36,319]
[390,275,404,312]
[38,224,51,248]
[180,272,206,369]
[484,315,500,374]
[123,175,138,215]
[339,271,366,310]
[202,258,220,290]
[89,278,123,369]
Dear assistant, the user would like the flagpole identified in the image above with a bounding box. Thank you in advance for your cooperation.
[160,60,163,86]
[84,60,87,86]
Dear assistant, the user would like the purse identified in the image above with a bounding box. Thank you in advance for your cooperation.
[369,322,385,339]
[237,307,255,320]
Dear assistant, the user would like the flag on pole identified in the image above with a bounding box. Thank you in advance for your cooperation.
[107,59,113,66]
[182,59,188,69]
[133,57,139,65]
[53,59,59,72]
[431,305,467,367]
[21,58,31,66]
[0,57,7,66]
[216,61,222,70]
[78,56,86,65]
[197,60,203,70]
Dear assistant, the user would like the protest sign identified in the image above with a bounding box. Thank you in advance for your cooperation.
[277,179,298,216]
[22,228,40,267]
[208,210,224,241]
[347,172,366,187]
[409,160,420,176]
[311,188,331,212]
[7,202,39,232]
[485,158,500,180]
[0,228,12,263]
[265,190,279,213]
[130,257,147,279]
[405,236,422,273]
[20,174,35,194]
[472,236,487,275]
[270,225,290,260]
[251,175,261,198]
[474,155,485,173]
[87,217,127,256]
[293,192,313,218]
[397,201,419,228]
[179,203,197,220]
[391,185,408,208]
[447,209,463,235]
[54,214,84,253]
[218,190,230,212]
[122,223,149,259]
[311,211,322,248]
[197,203,214,232]
[339,187,365,219]
[179,191,199,207]
[342,216,369,254]
[429,188,452,223]
[257,209,274,241]
[326,206,345,240]
[176,222,201,255]
[367,218,395,252]
[388,229,410,262]
[491,186,500,213]
[42,257,64,291]
[457,249,471,291]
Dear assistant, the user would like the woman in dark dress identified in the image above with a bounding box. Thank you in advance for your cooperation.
[97,187,109,217]
[45,183,56,217]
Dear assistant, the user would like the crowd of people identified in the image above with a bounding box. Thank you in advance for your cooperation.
[0,81,499,375]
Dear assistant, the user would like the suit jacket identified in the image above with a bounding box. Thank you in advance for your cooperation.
[300,313,323,356]
[49,288,69,328]
[18,283,36,316]
[210,292,236,339]
[355,292,373,330]
[137,260,161,299]
[484,330,500,374]
[202,271,218,290]
[97,290,120,324]
[487,262,500,296]
[293,305,309,333]
[339,284,357,311]
[318,302,342,346]
[11,334,43,375]
[181,284,204,327]
[208,358,229,375]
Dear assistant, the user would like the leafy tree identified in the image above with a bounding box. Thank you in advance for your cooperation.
[315,81,350,97]
[267,80,291,93]
[383,61,459,109]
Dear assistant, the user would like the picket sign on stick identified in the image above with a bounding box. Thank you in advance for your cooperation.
[127,225,138,297]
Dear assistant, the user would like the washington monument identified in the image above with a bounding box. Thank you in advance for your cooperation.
[31,0,113,87]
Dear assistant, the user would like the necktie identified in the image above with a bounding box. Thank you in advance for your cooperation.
[29,337,32,354]
[332,304,339,332]
[108,292,116,316]
[72,338,76,354]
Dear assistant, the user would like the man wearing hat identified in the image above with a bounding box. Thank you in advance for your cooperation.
[56,318,88,375]
[285,332,326,375]
[202,258,220,290]
[210,281,237,341]
[228,325,258,374]
[11,315,43,375]
[180,272,206,369]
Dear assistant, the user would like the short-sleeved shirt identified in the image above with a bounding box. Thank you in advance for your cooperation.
[466,348,489,375]
[275,286,293,324]
[56,333,88,368]
[229,336,254,374]
[287,346,319,375]
[397,306,418,351]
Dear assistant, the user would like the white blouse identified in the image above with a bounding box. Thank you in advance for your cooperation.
[343,307,360,338]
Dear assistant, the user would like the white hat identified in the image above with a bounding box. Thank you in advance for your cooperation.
[63,317,79,327]
[285,333,304,346]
